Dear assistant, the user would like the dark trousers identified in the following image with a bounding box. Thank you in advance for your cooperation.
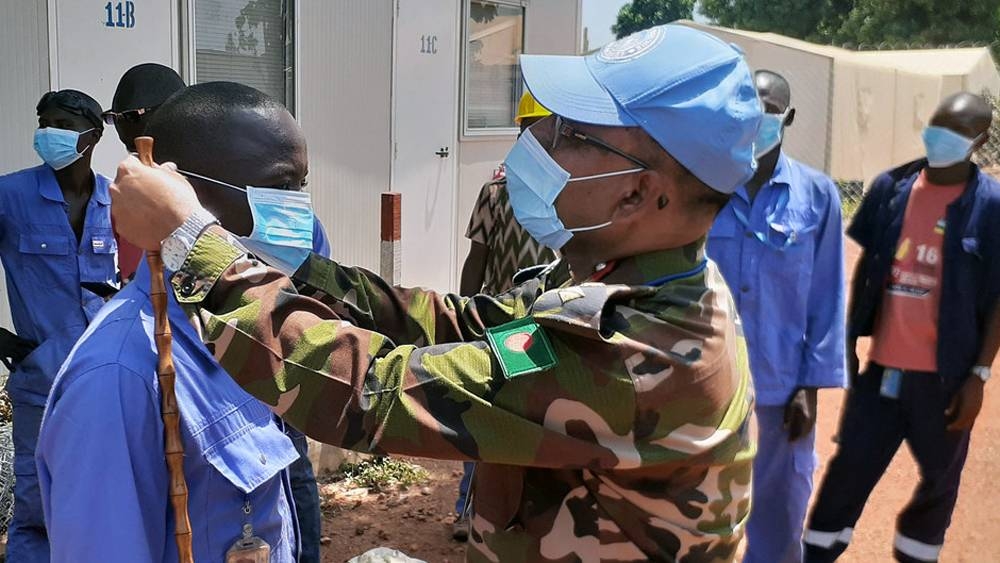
[288,427,322,563]
[804,365,971,563]
[456,461,474,515]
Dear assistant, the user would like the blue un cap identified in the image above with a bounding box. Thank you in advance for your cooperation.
[520,24,761,194]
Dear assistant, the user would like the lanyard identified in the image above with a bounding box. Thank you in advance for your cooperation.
[732,188,800,251]
[586,259,708,287]
[645,260,708,287]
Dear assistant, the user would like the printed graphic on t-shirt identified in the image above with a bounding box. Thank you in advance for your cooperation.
[887,230,943,299]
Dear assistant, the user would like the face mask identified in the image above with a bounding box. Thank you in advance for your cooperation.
[504,129,643,250]
[34,127,94,170]
[922,126,980,168]
[753,110,788,159]
[178,170,316,273]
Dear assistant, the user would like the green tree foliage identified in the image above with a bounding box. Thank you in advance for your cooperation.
[613,0,697,39]
[835,0,999,49]
[698,0,850,42]
[699,0,1000,53]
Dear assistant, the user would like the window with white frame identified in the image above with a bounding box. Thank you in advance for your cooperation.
[464,1,525,133]
[194,0,295,112]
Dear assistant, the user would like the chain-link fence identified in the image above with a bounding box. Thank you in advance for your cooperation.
[973,91,1000,172]
[836,180,865,221]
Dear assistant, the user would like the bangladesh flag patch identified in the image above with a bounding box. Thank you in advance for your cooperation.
[485,317,558,380]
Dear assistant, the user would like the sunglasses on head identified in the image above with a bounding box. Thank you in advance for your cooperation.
[101,106,158,125]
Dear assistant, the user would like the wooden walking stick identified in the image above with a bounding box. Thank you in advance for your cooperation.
[134,136,194,563]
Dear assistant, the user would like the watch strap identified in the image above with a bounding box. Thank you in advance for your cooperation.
[168,207,218,246]
[972,365,991,383]
[161,208,219,271]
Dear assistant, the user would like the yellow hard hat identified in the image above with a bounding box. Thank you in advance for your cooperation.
[516,90,552,124]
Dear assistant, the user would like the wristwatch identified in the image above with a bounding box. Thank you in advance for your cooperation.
[160,207,219,271]
[972,365,992,384]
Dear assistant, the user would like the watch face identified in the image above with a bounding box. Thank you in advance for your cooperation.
[161,236,188,271]
[975,367,992,382]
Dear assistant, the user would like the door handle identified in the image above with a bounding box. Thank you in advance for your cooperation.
[435,147,450,158]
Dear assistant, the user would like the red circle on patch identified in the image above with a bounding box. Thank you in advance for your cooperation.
[504,332,534,353]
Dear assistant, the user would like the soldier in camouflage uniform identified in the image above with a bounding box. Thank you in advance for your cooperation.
[452,90,557,541]
[110,24,763,562]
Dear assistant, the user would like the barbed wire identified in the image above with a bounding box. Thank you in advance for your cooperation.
[0,376,11,536]
[0,422,13,537]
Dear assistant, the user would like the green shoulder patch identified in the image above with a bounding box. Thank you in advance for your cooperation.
[485,317,558,379]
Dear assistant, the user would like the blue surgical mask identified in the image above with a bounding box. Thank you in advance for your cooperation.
[923,126,980,168]
[34,127,94,170]
[244,186,315,273]
[177,169,316,273]
[753,110,788,159]
[504,129,643,250]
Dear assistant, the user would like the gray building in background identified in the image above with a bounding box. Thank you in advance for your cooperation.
[0,0,583,348]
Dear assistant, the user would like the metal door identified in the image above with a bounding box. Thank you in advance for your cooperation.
[391,0,460,291]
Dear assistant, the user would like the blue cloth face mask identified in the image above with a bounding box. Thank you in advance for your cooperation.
[922,126,981,168]
[34,127,94,170]
[753,109,788,159]
[178,170,315,273]
[504,128,643,250]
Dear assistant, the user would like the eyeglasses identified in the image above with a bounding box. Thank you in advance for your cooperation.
[101,106,158,125]
[539,115,649,169]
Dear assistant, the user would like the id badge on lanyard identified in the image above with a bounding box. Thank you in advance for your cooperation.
[880,368,903,400]
[226,497,271,563]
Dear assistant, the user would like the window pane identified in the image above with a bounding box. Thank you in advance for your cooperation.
[466,2,524,130]
[195,0,293,110]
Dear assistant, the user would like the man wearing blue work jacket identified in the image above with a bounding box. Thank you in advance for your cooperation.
[0,89,116,563]
[101,64,328,561]
[708,70,847,563]
[37,82,319,562]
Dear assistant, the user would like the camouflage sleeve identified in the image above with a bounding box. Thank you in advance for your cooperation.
[173,226,507,348]
[173,229,752,470]
[289,253,501,347]
[180,261,626,466]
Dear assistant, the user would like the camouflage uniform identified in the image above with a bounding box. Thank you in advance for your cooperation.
[173,228,756,562]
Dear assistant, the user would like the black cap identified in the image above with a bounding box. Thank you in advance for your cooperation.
[111,63,186,112]
[36,89,104,131]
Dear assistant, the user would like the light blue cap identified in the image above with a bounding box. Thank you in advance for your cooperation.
[520,24,761,194]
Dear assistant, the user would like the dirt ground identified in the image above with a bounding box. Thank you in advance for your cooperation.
[317,459,467,563]
[318,241,1000,563]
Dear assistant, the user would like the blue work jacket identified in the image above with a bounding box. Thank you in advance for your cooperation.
[708,154,847,405]
[313,218,331,259]
[37,262,300,562]
[848,159,1000,382]
[0,164,117,406]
